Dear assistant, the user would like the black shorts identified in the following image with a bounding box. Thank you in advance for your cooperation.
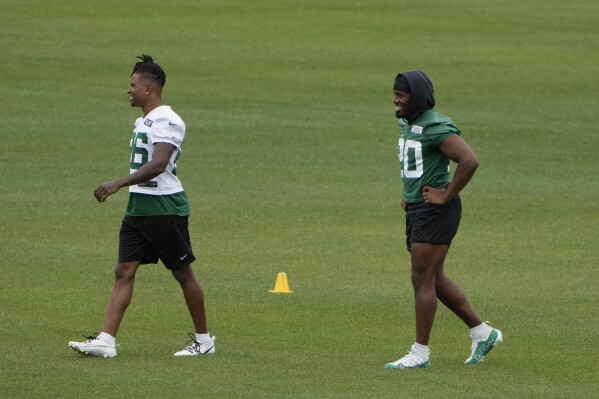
[405,196,462,251]
[118,215,196,270]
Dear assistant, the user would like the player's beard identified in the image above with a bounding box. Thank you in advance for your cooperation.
[395,107,406,119]
[395,96,414,119]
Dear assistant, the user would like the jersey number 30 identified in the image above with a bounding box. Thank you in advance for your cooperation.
[398,138,423,178]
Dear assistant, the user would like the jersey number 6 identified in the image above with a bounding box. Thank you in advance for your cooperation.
[130,132,149,170]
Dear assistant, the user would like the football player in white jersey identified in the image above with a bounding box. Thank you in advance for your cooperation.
[68,55,215,358]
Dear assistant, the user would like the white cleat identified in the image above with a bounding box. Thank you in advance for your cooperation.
[385,345,431,369]
[174,333,216,356]
[68,334,117,358]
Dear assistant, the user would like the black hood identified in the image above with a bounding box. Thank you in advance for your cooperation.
[395,71,436,123]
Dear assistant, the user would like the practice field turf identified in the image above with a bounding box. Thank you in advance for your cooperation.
[1,0,598,397]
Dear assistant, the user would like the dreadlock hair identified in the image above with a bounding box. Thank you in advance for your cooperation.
[132,54,166,88]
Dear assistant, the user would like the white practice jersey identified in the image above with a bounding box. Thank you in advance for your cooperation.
[128,105,186,195]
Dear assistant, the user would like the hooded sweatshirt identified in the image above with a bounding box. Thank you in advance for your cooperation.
[395,71,436,123]
[396,71,461,203]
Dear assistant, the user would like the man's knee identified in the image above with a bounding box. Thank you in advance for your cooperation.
[410,256,438,289]
[411,269,434,290]
[171,265,192,285]
[114,262,138,280]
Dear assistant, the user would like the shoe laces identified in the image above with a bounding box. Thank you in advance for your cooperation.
[392,350,426,367]
[469,339,478,353]
[83,333,99,343]
[182,333,202,354]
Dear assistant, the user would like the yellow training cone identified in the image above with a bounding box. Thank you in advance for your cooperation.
[269,272,294,293]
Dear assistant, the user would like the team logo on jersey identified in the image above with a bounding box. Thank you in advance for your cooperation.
[144,119,153,127]
[411,125,423,134]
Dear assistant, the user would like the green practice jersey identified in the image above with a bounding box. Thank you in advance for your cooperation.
[397,109,460,203]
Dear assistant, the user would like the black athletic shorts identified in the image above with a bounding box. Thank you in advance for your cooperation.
[405,195,462,251]
[118,215,196,270]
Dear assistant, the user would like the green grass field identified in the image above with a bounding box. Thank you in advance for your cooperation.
[1,0,598,397]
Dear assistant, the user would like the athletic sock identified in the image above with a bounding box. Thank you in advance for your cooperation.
[412,342,431,360]
[98,332,116,346]
[195,333,212,346]
[470,322,492,340]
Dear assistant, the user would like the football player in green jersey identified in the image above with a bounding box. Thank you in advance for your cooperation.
[68,55,215,358]
[385,71,502,369]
